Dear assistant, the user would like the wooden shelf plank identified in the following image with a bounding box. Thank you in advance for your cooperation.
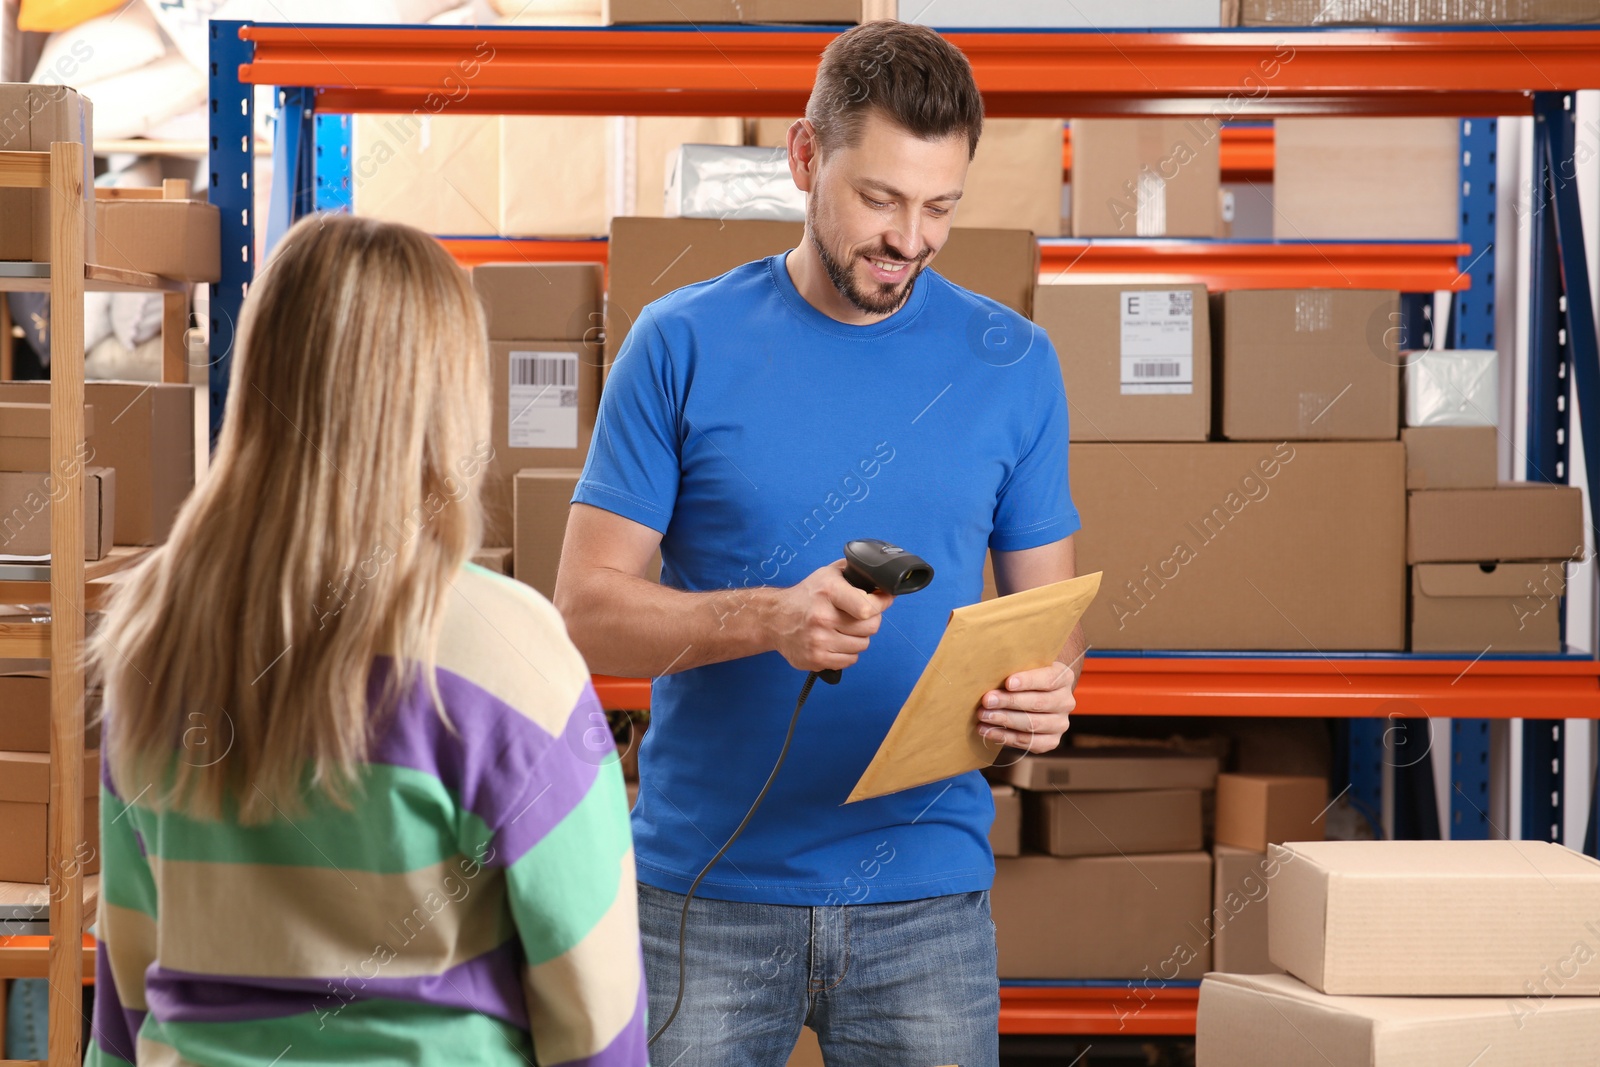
[0,151,49,190]
[0,621,50,660]
[0,545,151,586]
[0,262,184,295]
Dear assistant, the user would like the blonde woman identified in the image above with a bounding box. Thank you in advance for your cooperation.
[86,214,645,1067]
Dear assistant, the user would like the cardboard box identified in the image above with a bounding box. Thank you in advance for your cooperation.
[1411,562,1566,653]
[352,114,499,236]
[0,401,95,471]
[993,853,1212,979]
[0,382,196,546]
[514,468,581,600]
[500,116,612,237]
[1407,484,1584,564]
[93,198,221,283]
[1268,840,1600,995]
[470,547,513,576]
[1198,972,1600,1066]
[1028,788,1203,857]
[473,263,603,343]
[990,783,1021,857]
[1217,289,1400,441]
[1036,284,1210,442]
[1072,442,1406,650]
[0,750,100,885]
[1402,426,1497,489]
[604,217,1039,365]
[992,749,1219,792]
[1273,119,1459,240]
[909,0,1228,24]
[1210,844,1279,975]
[0,85,95,263]
[605,0,860,22]
[0,466,115,560]
[0,673,100,752]
[1214,773,1326,852]
[1239,0,1600,24]
[633,117,744,217]
[1070,119,1221,238]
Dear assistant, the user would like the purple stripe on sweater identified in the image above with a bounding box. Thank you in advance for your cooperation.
[545,961,648,1067]
[91,937,144,1062]
[142,939,529,1028]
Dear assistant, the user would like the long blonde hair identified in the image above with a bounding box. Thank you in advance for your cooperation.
[94,213,491,822]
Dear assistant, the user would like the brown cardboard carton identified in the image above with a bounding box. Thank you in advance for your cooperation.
[1072,442,1406,650]
[499,116,612,237]
[1197,972,1600,1066]
[1035,284,1210,442]
[989,783,1021,857]
[1273,118,1459,239]
[473,263,603,343]
[352,114,498,236]
[1213,773,1326,852]
[605,0,860,22]
[992,749,1219,792]
[1217,289,1400,441]
[0,749,100,884]
[1209,844,1279,975]
[0,466,115,560]
[0,85,95,263]
[93,198,221,282]
[1410,562,1565,653]
[513,468,581,600]
[604,217,1038,365]
[1402,426,1497,489]
[1267,840,1600,995]
[484,341,601,545]
[1028,788,1203,857]
[0,401,94,471]
[1408,484,1584,564]
[470,547,513,576]
[0,673,100,752]
[1070,119,1221,238]
[1239,0,1600,24]
[993,852,1212,979]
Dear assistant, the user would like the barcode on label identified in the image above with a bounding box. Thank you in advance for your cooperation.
[511,354,576,388]
[1132,360,1183,379]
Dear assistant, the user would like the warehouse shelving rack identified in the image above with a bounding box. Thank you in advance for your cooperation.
[212,20,1600,1040]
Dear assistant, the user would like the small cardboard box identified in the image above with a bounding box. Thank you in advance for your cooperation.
[352,114,498,236]
[0,401,94,471]
[1217,289,1400,441]
[1411,562,1566,653]
[1036,284,1210,441]
[1239,0,1600,25]
[1407,484,1584,564]
[1402,426,1497,489]
[1267,840,1600,995]
[1027,788,1203,857]
[93,198,221,282]
[0,749,100,884]
[1272,118,1459,240]
[605,0,860,22]
[1070,118,1221,238]
[1210,844,1280,975]
[991,749,1219,792]
[499,116,613,237]
[513,468,581,601]
[473,263,603,343]
[0,466,115,560]
[1197,972,1600,1066]
[0,673,101,752]
[0,85,95,264]
[989,783,1021,858]
[1214,773,1327,852]
[993,852,1212,979]
[470,547,513,576]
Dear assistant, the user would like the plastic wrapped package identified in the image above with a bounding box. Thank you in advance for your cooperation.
[664,143,805,223]
[1403,348,1498,427]
[29,1,164,88]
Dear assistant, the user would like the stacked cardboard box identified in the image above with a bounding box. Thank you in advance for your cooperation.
[0,85,95,263]
[1197,841,1600,1064]
[1070,119,1224,238]
[1240,0,1599,25]
[1273,119,1459,240]
[0,673,101,752]
[0,749,101,884]
[94,193,222,282]
[604,0,874,22]
[0,401,117,561]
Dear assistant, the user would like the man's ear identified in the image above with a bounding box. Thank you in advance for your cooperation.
[787,118,818,194]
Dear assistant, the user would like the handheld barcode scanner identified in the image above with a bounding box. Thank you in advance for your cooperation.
[649,539,935,1047]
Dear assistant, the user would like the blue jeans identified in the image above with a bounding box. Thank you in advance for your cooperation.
[639,883,1000,1067]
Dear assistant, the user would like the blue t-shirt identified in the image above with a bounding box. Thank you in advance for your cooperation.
[573,253,1078,905]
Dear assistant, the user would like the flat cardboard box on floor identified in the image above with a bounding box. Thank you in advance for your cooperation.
[352,114,499,236]
[991,748,1220,792]
[513,468,581,601]
[0,467,115,560]
[1210,844,1279,975]
[1411,562,1566,653]
[1217,289,1400,441]
[1407,484,1584,563]
[1239,0,1600,24]
[1036,284,1210,441]
[1072,442,1406,650]
[1070,119,1222,238]
[0,85,95,263]
[993,853,1212,979]
[989,784,1021,857]
[0,749,100,884]
[1273,118,1459,239]
[0,401,95,471]
[1268,840,1600,995]
[1214,773,1326,852]
[1197,972,1600,1067]
[605,0,861,22]
[1028,788,1203,857]
[473,262,603,343]
[93,197,221,283]
[1402,426,1497,489]
[0,673,100,752]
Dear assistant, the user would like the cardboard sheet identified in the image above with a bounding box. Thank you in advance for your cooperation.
[847,572,1101,803]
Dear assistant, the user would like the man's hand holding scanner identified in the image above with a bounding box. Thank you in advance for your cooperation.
[768,559,895,674]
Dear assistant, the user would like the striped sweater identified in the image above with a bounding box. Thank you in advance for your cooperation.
[88,563,647,1067]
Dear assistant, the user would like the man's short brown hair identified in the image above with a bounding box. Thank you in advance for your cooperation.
[805,21,984,160]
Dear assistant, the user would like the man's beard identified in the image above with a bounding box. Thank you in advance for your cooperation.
[809,200,931,316]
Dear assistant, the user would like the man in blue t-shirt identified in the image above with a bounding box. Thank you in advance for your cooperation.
[556,21,1082,1067]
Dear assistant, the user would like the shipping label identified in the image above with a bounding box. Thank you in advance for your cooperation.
[1120,289,1194,396]
[508,350,579,449]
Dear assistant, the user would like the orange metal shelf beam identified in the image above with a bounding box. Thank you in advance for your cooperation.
[1038,240,1471,290]
[437,238,607,268]
[236,26,1600,118]
[1064,125,1273,183]
[1000,984,1198,1036]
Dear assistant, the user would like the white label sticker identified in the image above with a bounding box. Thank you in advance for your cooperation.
[508,350,579,449]
[1120,289,1194,395]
